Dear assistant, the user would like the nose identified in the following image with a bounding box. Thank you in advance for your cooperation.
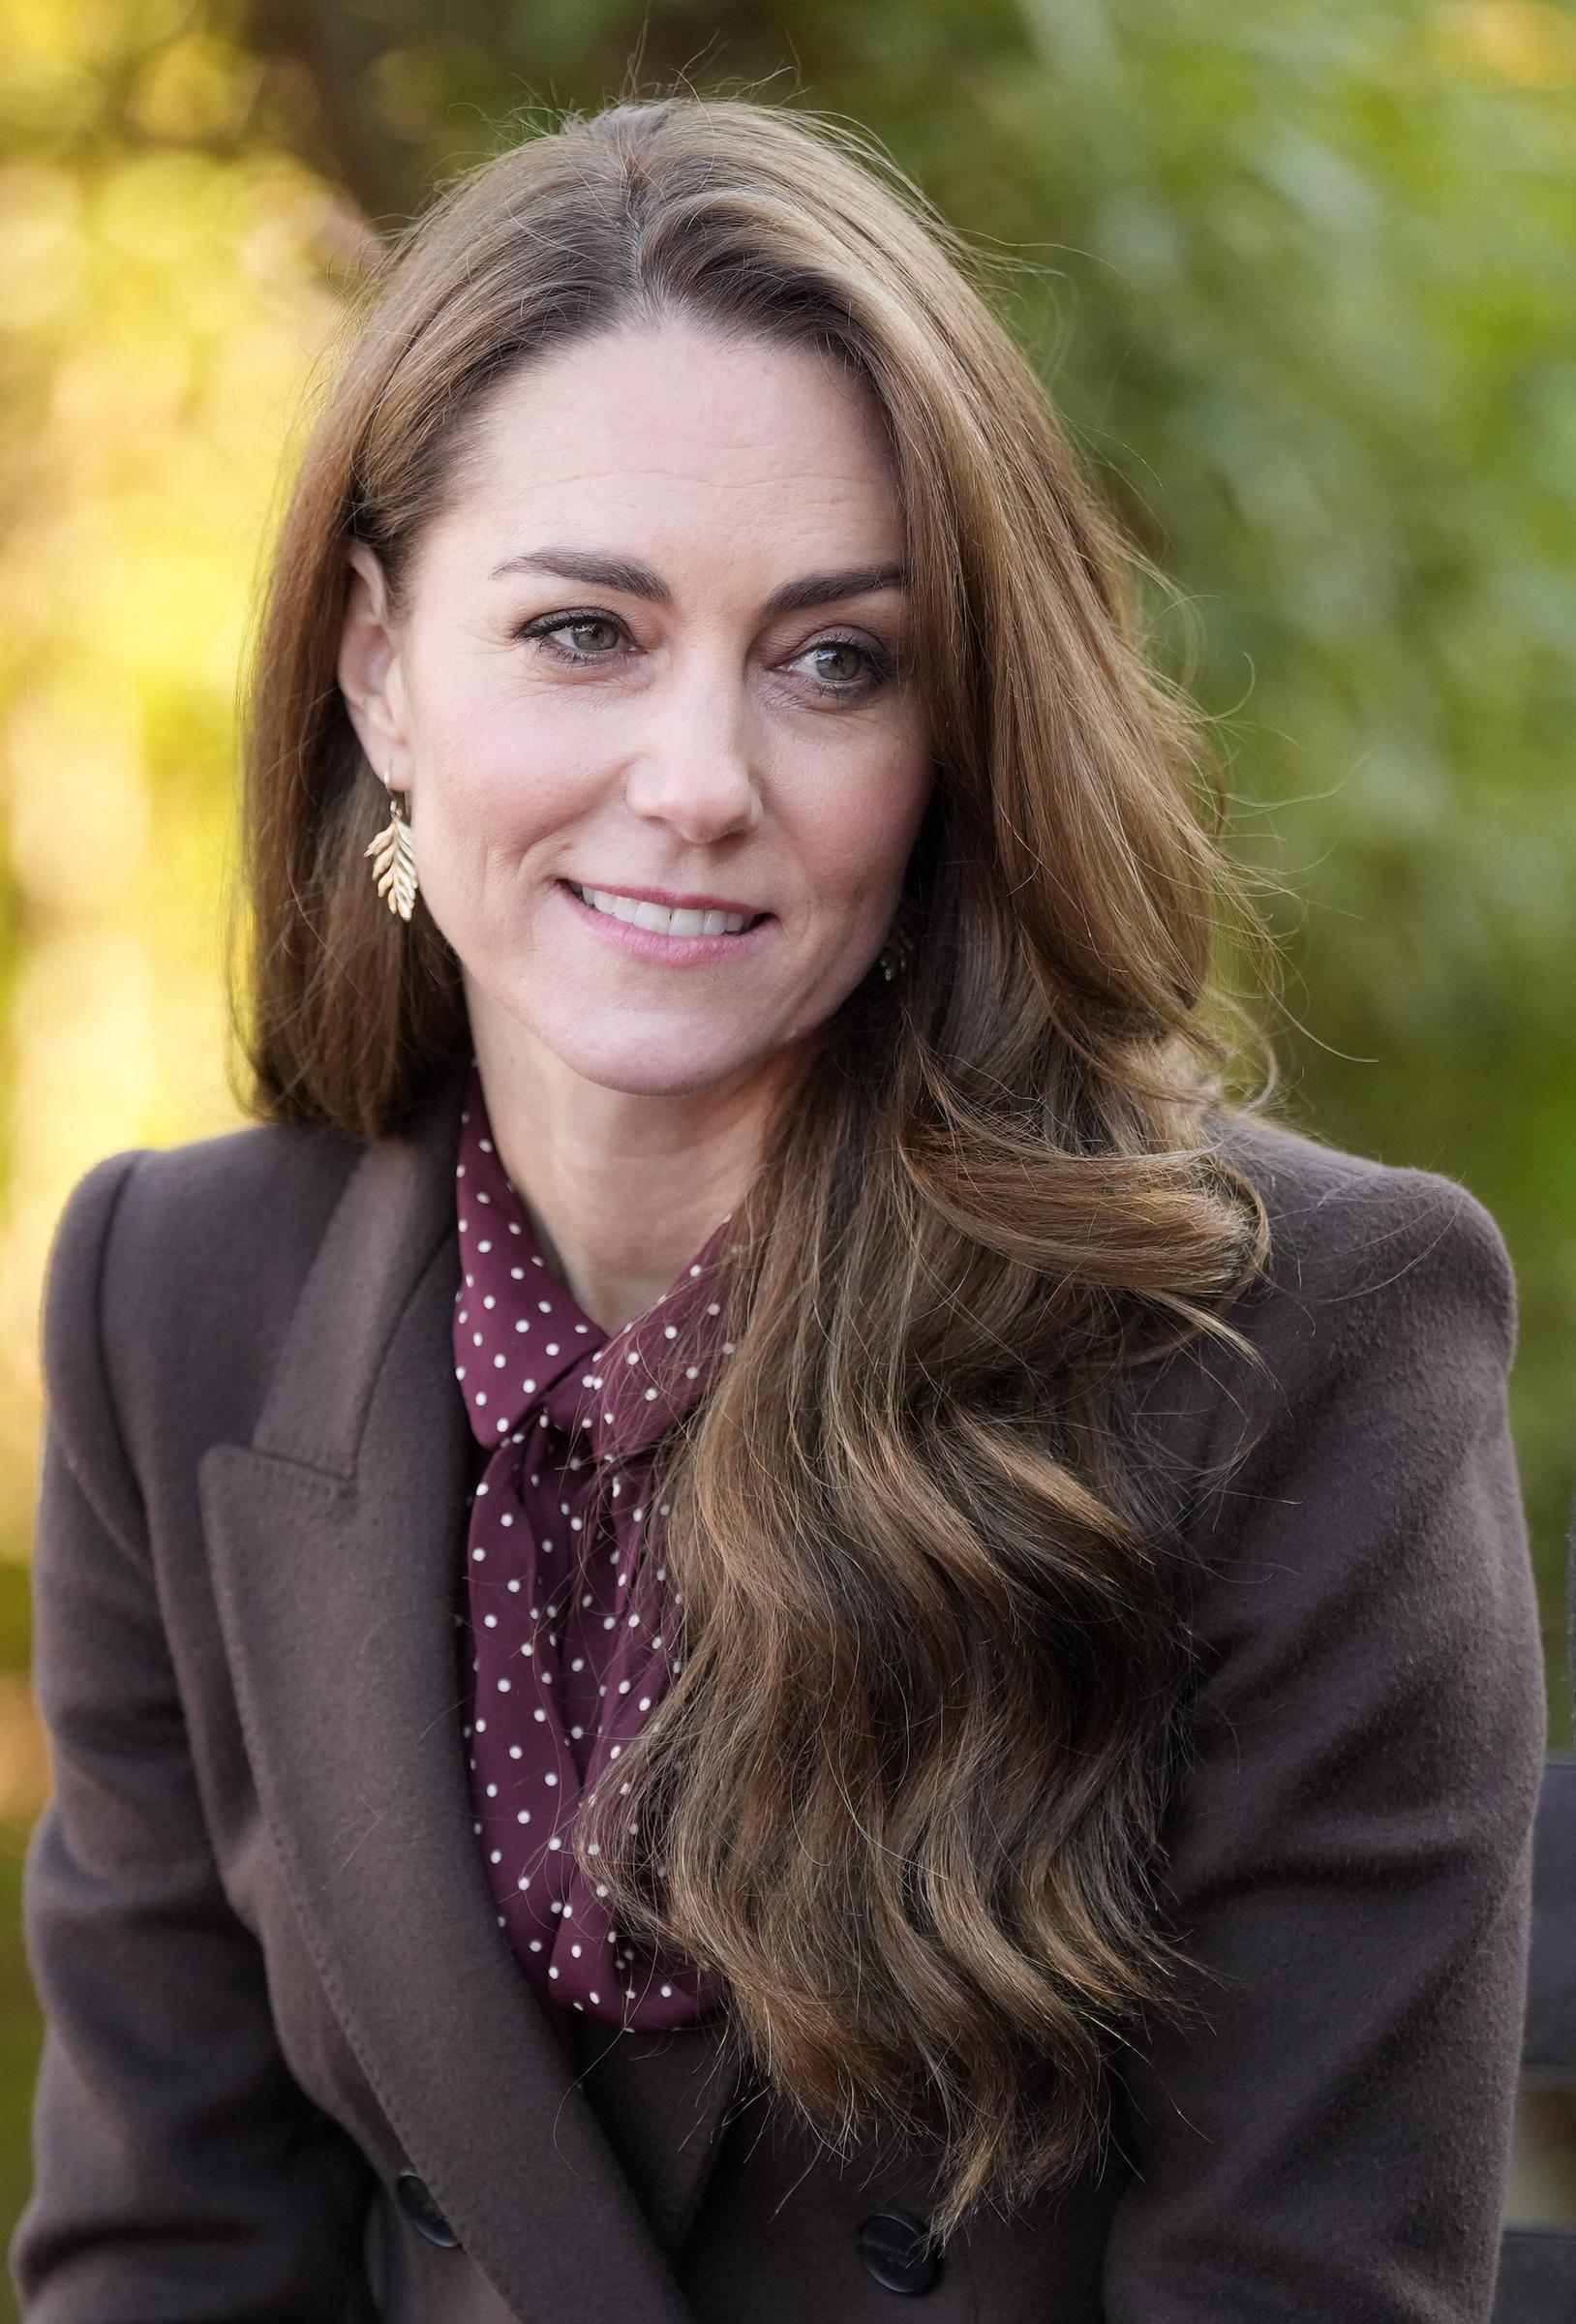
[621,648,763,844]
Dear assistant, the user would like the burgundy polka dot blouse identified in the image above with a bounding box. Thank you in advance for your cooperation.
[453,1060,733,2029]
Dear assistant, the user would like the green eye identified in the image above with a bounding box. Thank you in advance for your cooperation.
[796,634,894,698]
[517,612,625,662]
[808,640,865,683]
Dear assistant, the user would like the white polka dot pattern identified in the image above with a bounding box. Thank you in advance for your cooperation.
[454,1061,733,2029]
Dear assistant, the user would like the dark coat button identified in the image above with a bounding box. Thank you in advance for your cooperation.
[394,2170,460,2248]
[857,2209,943,2294]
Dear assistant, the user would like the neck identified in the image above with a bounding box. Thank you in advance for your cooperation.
[466,1006,806,1337]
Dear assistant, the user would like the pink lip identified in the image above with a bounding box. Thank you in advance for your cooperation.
[557,879,776,966]
[564,878,767,915]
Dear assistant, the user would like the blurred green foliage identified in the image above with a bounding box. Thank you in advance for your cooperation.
[1,0,1572,2304]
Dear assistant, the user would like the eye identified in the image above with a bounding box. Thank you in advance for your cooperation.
[514,611,626,664]
[792,633,894,700]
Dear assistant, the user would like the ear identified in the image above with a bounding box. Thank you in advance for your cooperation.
[338,542,411,787]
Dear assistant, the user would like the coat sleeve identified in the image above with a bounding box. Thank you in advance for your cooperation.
[1103,1162,1546,2324]
[10,1151,379,2321]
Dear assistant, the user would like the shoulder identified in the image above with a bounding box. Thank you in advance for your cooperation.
[1173,1104,1520,1532]
[1121,1106,1519,1552]
[1207,1102,1510,1270]
[40,1114,365,1486]
[1201,1103,1516,1369]
[45,1112,362,1343]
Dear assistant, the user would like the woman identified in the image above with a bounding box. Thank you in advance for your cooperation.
[12,94,1544,2324]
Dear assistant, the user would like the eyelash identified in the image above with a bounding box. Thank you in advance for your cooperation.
[512,611,895,699]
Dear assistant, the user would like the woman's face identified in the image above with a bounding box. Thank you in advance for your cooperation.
[339,319,933,1100]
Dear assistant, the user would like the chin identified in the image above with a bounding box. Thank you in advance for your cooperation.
[541,1021,785,1099]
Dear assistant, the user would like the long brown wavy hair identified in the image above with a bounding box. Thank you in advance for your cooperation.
[230,91,1288,2241]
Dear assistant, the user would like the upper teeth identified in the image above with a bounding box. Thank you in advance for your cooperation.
[572,885,756,937]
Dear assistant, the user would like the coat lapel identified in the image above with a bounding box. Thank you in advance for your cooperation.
[197,1060,748,2323]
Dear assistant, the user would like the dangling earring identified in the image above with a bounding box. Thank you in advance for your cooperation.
[365,765,418,920]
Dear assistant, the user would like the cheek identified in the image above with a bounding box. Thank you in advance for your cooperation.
[423,722,593,857]
[800,743,932,903]
[415,638,615,815]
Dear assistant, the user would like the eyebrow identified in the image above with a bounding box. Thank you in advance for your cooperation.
[488,546,909,619]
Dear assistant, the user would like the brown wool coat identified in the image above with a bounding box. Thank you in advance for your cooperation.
[10,1058,1547,2322]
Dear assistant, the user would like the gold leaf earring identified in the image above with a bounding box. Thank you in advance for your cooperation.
[365,766,417,920]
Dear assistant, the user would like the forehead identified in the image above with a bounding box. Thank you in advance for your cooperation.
[434,321,904,566]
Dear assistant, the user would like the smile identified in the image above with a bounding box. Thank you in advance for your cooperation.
[565,883,767,937]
